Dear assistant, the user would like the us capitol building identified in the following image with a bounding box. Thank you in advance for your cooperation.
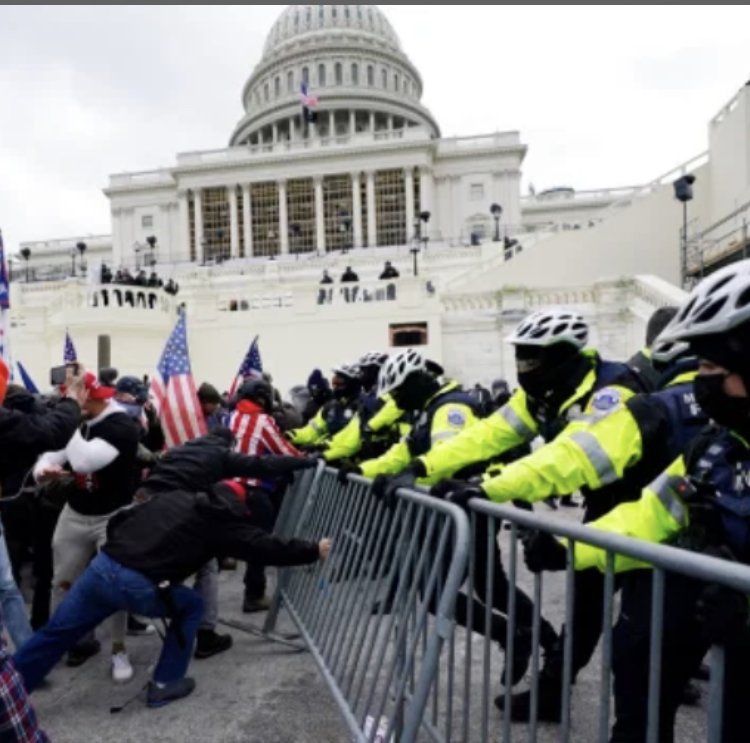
[11,5,750,394]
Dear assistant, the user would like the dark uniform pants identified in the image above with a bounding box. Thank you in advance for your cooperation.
[242,488,277,600]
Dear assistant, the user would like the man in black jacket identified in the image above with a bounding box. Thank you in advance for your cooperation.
[13,429,328,709]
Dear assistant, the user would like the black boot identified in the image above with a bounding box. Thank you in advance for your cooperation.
[497,674,564,723]
[500,628,533,687]
[559,496,577,508]
[66,638,101,668]
[242,595,271,614]
[194,629,233,660]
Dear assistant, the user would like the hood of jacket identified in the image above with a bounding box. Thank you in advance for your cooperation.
[195,482,248,523]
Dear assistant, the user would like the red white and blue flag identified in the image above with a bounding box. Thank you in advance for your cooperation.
[300,78,319,108]
[151,314,207,447]
[0,231,9,370]
[64,330,78,363]
[229,336,263,398]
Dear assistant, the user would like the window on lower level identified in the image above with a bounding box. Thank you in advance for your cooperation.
[318,63,326,86]
[394,73,399,91]
[274,76,280,96]
[470,183,484,200]
[381,68,388,88]
[390,323,428,347]
[335,62,343,84]
[264,83,269,101]
[367,65,374,85]
[287,70,294,92]
[351,63,359,85]
[141,215,153,228]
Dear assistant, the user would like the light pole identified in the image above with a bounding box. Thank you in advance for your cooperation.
[490,203,503,242]
[146,236,157,267]
[76,241,87,276]
[20,248,30,283]
[674,174,696,287]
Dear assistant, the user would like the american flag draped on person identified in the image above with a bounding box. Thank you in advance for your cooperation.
[228,336,263,398]
[151,314,207,447]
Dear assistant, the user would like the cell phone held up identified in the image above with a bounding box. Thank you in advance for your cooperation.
[50,364,79,387]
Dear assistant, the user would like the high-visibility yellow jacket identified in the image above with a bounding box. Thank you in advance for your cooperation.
[324,394,404,462]
[360,382,480,486]
[571,427,750,573]
[417,352,646,484]
[480,371,702,506]
[288,397,358,446]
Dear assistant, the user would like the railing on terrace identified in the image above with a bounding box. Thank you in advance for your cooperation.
[686,199,750,277]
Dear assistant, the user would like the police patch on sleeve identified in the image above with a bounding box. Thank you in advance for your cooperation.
[592,389,621,412]
[447,409,466,427]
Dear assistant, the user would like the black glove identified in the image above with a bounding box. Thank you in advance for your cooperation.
[696,582,749,646]
[337,464,361,485]
[430,479,472,500]
[444,483,486,511]
[255,456,317,476]
[522,531,567,573]
[371,463,423,508]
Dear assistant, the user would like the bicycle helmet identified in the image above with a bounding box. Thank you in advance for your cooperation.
[650,336,691,366]
[359,351,388,368]
[332,363,360,380]
[658,260,750,342]
[378,349,426,396]
[506,309,589,349]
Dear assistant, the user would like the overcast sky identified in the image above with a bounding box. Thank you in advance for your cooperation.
[1,4,748,252]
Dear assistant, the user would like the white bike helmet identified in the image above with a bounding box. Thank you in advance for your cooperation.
[378,349,426,396]
[506,309,589,349]
[650,336,691,366]
[359,351,388,368]
[659,260,750,342]
[332,363,360,380]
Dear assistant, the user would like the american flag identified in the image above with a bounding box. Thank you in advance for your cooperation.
[64,330,78,363]
[151,314,207,447]
[229,336,263,398]
[299,79,320,122]
[0,231,9,369]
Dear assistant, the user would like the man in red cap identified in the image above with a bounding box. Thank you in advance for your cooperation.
[34,372,141,683]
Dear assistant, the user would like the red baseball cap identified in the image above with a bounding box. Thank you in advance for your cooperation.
[84,372,115,401]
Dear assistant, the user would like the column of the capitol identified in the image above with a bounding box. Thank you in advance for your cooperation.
[279,180,289,255]
[405,169,415,244]
[242,184,253,258]
[229,186,240,259]
[352,172,363,249]
[366,171,377,248]
[314,177,325,253]
[194,189,204,263]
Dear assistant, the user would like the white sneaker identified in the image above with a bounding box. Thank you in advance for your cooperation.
[111,652,134,684]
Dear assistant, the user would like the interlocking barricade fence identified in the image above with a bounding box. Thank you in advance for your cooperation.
[460,501,750,743]
[264,465,471,743]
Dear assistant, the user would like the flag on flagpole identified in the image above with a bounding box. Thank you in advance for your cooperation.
[64,330,78,363]
[16,362,38,394]
[300,74,318,124]
[229,336,263,398]
[0,231,11,371]
[150,314,207,448]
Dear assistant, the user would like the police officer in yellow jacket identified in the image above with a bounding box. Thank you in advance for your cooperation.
[337,349,480,487]
[388,309,649,498]
[524,260,750,742]
[288,364,361,447]
[462,336,707,720]
[323,352,405,464]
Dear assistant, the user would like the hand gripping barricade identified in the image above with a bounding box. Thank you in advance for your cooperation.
[262,462,471,743]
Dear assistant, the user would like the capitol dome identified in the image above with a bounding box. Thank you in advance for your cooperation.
[229,4,439,146]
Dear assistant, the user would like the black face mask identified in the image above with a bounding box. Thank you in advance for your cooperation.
[694,374,750,432]
[517,367,556,401]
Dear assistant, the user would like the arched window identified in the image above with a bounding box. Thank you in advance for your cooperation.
[302,66,309,85]
[381,68,387,88]
[264,83,269,101]
[318,63,326,85]
[287,70,294,92]
[367,65,374,85]
[351,63,359,84]
[335,62,343,84]
[331,6,337,18]
[274,76,280,96]
[394,74,399,92]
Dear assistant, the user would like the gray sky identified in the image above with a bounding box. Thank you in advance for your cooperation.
[1,4,748,252]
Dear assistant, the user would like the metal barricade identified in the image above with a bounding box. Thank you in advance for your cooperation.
[443,501,750,743]
[264,465,471,743]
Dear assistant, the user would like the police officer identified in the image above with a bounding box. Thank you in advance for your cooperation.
[627,306,679,391]
[524,260,750,742]
[466,332,707,719]
[382,309,648,496]
[288,364,362,448]
[323,352,404,464]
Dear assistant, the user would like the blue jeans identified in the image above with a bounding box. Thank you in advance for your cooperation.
[0,528,32,651]
[13,552,203,692]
